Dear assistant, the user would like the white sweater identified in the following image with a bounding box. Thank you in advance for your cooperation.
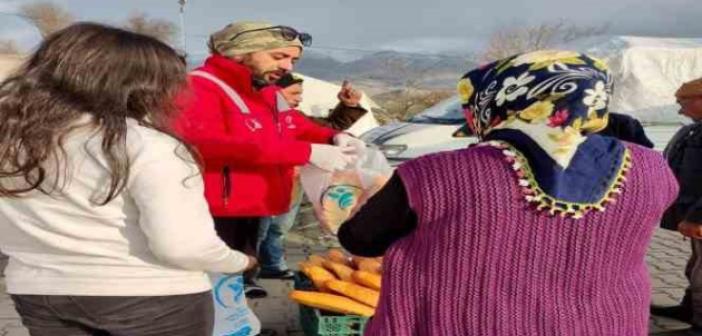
[0,119,249,296]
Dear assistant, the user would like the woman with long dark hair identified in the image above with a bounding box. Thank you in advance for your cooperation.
[0,23,254,336]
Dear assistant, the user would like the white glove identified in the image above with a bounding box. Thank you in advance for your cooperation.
[333,133,367,157]
[309,144,357,172]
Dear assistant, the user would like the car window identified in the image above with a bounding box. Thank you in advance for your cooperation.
[410,96,464,124]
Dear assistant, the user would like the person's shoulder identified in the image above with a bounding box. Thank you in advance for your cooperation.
[624,142,679,201]
[126,120,187,161]
[608,112,646,129]
[625,142,666,167]
[608,112,634,122]
[187,70,225,95]
[687,123,702,142]
[400,144,502,169]
[672,123,699,137]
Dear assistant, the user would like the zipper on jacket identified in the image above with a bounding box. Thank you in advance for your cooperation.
[274,97,289,209]
[222,166,231,206]
[274,104,282,133]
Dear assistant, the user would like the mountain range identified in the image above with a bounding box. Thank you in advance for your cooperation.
[295,49,476,94]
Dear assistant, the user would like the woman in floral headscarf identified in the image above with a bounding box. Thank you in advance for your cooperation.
[338,50,678,335]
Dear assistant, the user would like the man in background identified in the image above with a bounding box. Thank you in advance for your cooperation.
[651,78,702,335]
[257,73,368,279]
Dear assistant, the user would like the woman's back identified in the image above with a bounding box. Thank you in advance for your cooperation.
[0,22,253,335]
[367,143,677,335]
[0,118,246,296]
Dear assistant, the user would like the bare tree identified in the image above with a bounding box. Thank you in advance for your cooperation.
[19,1,74,38]
[481,20,608,62]
[561,22,610,43]
[382,55,472,89]
[371,55,468,122]
[0,39,21,54]
[373,88,454,123]
[124,12,178,44]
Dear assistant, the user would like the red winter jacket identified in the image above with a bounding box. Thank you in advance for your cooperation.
[174,55,338,217]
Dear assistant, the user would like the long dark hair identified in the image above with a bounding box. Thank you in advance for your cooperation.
[0,22,195,204]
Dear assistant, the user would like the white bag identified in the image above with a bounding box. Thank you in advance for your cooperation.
[210,273,261,336]
[300,148,393,235]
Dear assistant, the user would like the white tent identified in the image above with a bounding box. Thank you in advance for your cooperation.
[566,36,702,123]
[293,73,380,136]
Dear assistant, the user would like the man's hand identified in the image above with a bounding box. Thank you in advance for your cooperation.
[333,133,367,157]
[678,220,702,239]
[309,144,358,171]
[338,80,362,107]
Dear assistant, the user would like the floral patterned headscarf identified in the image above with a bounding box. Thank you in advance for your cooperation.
[459,50,630,218]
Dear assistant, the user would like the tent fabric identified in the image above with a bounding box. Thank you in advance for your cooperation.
[566,36,702,123]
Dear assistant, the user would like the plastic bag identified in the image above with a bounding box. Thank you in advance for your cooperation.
[210,273,261,336]
[300,148,393,235]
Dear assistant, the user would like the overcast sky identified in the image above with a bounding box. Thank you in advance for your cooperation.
[1,0,701,58]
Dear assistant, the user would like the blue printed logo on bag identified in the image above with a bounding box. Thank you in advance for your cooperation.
[211,274,261,336]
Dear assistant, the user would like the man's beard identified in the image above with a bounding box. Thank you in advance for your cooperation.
[250,71,285,88]
[249,71,280,90]
[262,70,285,83]
[240,56,284,85]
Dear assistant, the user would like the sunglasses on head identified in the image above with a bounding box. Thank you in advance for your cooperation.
[229,25,312,47]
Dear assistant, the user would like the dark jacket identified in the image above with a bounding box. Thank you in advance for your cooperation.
[599,112,654,148]
[311,103,367,131]
[660,122,702,230]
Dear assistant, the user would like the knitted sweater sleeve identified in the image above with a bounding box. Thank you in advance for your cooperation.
[338,172,417,257]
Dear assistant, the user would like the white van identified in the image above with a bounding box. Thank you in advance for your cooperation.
[360,96,478,165]
[361,95,680,165]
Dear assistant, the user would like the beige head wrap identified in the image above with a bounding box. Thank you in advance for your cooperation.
[208,21,304,57]
[676,78,702,99]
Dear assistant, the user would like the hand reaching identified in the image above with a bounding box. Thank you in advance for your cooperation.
[338,80,362,107]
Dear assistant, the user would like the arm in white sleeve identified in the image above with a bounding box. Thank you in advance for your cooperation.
[128,138,249,273]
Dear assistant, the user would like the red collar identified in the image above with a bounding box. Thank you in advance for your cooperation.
[198,54,255,95]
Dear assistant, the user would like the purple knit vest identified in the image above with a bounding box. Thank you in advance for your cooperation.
[365,144,678,336]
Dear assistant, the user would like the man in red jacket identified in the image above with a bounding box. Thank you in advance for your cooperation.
[175,21,362,298]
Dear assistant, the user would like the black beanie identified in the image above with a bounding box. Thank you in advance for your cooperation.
[276,73,304,88]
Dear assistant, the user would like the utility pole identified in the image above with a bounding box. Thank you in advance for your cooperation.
[178,0,187,54]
